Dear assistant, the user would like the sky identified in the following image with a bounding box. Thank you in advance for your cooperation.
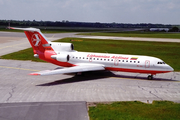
[0,0,180,24]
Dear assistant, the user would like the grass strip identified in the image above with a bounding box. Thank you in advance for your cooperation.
[89,101,180,120]
[1,38,180,71]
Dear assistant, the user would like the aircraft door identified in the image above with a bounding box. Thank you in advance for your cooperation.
[145,60,150,68]
[114,58,119,66]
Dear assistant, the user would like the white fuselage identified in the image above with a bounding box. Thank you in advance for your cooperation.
[56,51,173,75]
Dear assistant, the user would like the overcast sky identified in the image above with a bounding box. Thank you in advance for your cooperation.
[0,0,180,24]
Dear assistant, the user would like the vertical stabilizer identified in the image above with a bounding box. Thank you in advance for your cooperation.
[10,27,51,54]
[10,27,57,62]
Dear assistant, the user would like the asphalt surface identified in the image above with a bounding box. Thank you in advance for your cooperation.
[0,102,88,120]
[0,31,180,119]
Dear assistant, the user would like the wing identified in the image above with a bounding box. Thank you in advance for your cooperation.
[30,64,105,76]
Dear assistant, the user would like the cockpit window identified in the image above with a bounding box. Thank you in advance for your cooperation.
[157,62,166,64]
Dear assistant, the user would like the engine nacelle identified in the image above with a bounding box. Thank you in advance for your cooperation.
[51,54,70,62]
[50,42,74,52]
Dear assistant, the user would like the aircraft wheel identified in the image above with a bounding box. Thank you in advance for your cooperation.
[147,75,153,80]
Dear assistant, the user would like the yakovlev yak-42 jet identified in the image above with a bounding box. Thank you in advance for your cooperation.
[10,27,174,80]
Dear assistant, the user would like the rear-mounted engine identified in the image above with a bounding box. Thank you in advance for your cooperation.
[51,54,70,62]
[50,42,74,52]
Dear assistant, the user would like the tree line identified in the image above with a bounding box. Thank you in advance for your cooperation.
[0,20,178,30]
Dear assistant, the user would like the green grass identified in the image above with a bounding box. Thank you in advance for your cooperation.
[1,38,180,71]
[79,31,180,39]
[89,101,180,120]
[0,48,44,62]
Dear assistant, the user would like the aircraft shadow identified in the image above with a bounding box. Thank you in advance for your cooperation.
[37,71,176,86]
[37,71,113,86]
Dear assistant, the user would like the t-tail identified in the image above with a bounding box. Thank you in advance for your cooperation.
[10,27,74,67]
[9,27,57,62]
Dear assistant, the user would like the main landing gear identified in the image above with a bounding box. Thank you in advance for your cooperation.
[147,75,153,80]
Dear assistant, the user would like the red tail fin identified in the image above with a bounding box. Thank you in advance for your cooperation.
[10,27,50,54]
[10,27,57,63]
[24,31,48,54]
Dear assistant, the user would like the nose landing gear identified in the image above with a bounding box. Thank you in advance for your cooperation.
[147,75,153,80]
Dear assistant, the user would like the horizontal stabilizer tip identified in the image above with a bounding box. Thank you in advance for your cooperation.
[9,27,40,32]
[29,73,40,76]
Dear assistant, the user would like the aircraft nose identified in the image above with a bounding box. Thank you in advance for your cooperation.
[168,65,174,72]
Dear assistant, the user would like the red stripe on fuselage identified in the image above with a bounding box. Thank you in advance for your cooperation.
[105,67,171,75]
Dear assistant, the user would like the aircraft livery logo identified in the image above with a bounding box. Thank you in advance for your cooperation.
[31,34,41,46]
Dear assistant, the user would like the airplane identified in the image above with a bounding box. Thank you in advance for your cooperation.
[10,27,174,80]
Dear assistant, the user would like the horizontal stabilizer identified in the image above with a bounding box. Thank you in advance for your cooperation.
[9,27,40,32]
[30,64,105,76]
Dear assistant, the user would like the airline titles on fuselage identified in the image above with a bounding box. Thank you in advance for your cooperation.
[87,54,129,60]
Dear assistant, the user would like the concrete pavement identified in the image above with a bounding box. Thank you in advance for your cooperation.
[0,59,179,103]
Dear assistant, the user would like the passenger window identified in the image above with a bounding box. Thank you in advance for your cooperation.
[138,61,140,63]
[126,60,128,62]
[104,59,106,61]
[130,61,132,63]
[93,58,95,60]
[97,58,99,60]
[111,59,113,61]
[119,60,121,62]
[134,61,136,63]
[122,60,124,62]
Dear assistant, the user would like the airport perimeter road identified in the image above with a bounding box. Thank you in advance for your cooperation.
[0,59,179,103]
[80,36,180,42]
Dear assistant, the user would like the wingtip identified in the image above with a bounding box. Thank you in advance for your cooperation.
[29,73,40,76]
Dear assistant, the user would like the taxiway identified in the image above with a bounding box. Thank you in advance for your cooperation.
[0,59,179,103]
